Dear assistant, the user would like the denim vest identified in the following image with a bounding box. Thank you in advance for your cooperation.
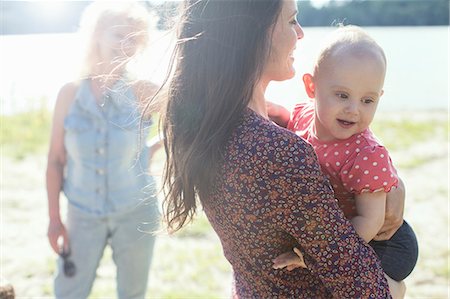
[63,79,156,216]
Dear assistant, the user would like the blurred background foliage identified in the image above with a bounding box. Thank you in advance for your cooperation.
[2,0,448,35]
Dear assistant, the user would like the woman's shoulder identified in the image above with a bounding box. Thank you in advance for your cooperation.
[240,108,313,153]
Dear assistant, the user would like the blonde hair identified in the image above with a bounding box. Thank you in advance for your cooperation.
[314,25,386,77]
[78,1,150,78]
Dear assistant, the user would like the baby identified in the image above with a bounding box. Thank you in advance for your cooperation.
[270,25,418,298]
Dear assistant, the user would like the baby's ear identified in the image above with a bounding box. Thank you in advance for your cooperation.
[380,89,384,97]
[302,73,315,99]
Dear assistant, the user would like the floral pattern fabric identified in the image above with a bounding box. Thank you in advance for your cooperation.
[202,108,391,298]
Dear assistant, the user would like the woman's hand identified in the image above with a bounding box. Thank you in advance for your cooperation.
[272,247,307,271]
[373,178,405,241]
[47,218,69,254]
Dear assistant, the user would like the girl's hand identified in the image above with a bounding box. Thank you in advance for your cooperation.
[47,218,69,255]
[272,247,307,271]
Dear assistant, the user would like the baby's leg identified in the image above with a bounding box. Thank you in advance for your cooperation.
[386,275,406,299]
[369,221,418,280]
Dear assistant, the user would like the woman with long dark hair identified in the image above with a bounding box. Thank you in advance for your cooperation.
[159,0,397,297]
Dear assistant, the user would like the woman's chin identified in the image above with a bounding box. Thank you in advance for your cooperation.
[278,69,296,81]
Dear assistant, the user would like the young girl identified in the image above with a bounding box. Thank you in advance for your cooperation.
[46,2,160,298]
[270,25,418,298]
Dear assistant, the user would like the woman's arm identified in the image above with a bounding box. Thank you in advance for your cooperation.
[352,191,386,242]
[46,83,76,254]
[273,188,388,270]
[274,139,391,298]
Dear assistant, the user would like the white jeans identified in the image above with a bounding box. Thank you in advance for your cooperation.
[54,202,159,299]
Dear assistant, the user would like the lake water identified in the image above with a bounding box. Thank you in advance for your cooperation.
[0,26,448,114]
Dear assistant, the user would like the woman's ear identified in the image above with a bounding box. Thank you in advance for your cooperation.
[302,73,315,99]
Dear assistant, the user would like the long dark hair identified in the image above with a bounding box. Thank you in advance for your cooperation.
[162,0,282,233]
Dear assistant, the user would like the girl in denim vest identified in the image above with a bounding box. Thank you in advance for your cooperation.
[46,2,160,298]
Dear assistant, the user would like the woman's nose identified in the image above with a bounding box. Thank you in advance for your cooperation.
[296,24,304,40]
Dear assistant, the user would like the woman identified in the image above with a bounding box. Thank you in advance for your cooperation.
[46,2,160,298]
[160,0,403,297]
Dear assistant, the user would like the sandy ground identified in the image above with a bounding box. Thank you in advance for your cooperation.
[1,111,449,298]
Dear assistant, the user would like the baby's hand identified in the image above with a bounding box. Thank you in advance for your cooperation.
[272,247,307,271]
[266,101,290,128]
[266,101,280,118]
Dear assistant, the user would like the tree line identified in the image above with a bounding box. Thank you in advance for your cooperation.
[152,0,449,30]
[296,0,449,27]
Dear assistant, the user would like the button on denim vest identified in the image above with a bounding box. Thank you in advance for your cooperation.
[63,79,156,216]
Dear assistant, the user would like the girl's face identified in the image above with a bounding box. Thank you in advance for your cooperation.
[311,51,386,141]
[263,0,304,82]
[97,18,144,66]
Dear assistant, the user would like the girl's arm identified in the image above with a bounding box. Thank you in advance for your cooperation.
[133,80,161,119]
[46,82,76,254]
[352,191,387,242]
[132,80,163,163]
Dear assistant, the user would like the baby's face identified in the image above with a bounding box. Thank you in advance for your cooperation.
[313,50,386,141]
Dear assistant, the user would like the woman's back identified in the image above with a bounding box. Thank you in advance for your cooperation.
[203,108,390,298]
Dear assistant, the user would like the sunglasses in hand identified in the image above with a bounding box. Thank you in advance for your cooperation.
[59,248,76,277]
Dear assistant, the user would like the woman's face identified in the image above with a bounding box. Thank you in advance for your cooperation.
[263,0,304,82]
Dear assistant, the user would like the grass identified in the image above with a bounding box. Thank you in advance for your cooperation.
[1,108,52,160]
[371,114,448,168]
[371,114,448,151]
[147,212,231,298]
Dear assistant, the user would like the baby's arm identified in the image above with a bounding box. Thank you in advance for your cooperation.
[352,191,386,242]
[375,178,405,240]
[266,101,290,128]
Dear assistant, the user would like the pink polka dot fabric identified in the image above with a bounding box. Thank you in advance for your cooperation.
[340,142,398,194]
[288,102,398,217]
